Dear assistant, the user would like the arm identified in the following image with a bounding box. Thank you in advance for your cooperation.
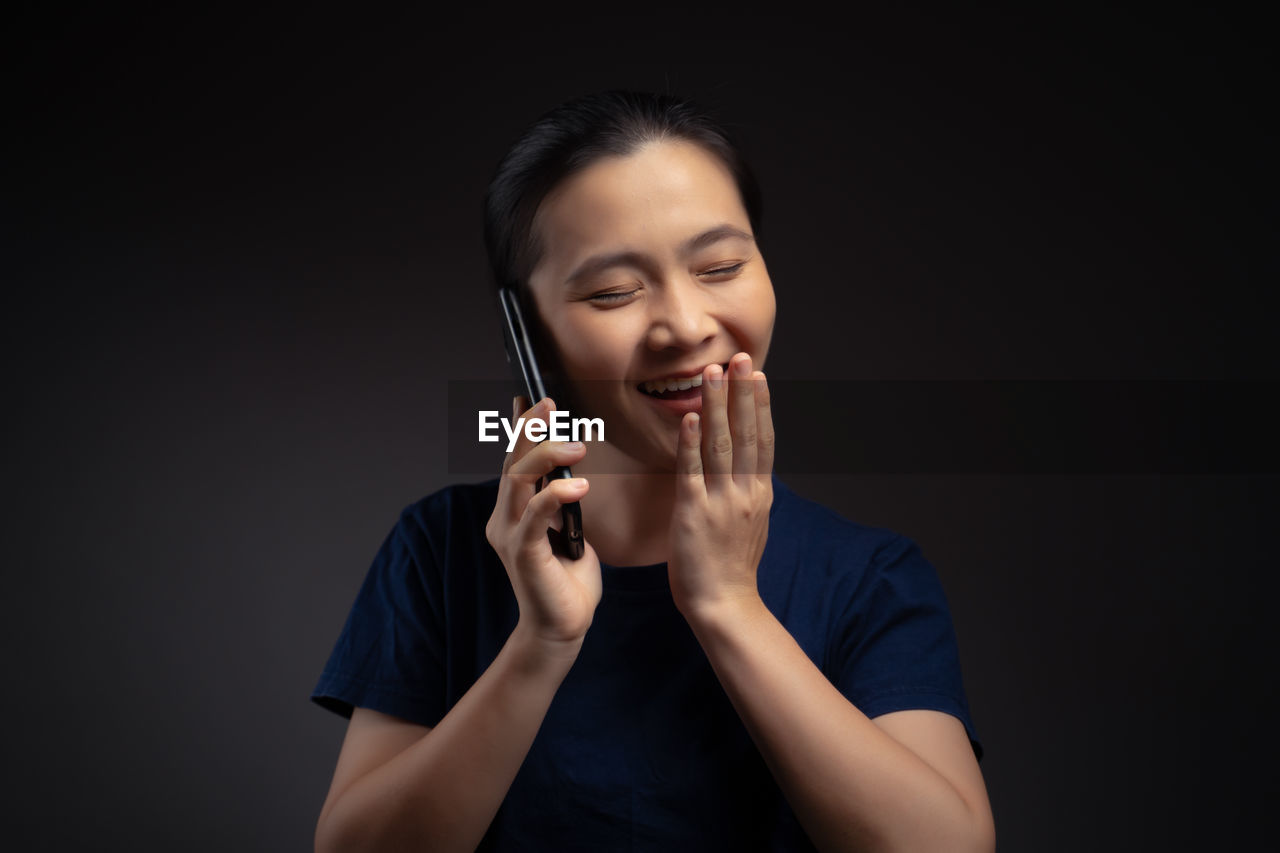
[315,396,601,853]
[314,625,580,853]
[684,598,994,853]
[669,356,994,852]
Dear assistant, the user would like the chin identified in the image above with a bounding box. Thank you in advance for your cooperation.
[604,425,682,474]
[574,388,686,472]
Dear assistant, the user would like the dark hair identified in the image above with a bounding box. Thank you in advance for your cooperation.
[482,90,763,296]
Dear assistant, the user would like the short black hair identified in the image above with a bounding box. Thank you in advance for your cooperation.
[482,90,763,296]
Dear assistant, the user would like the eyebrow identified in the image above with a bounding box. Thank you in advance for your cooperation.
[564,224,755,287]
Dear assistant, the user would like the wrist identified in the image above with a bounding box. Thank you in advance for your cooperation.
[678,587,768,634]
[508,620,586,673]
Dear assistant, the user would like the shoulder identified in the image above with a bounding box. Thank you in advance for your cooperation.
[383,479,500,568]
[768,475,919,573]
[765,476,949,618]
[397,478,500,536]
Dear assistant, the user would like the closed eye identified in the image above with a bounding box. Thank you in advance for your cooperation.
[588,290,639,305]
[698,262,746,279]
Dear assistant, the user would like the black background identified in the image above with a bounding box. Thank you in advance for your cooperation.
[5,4,1276,850]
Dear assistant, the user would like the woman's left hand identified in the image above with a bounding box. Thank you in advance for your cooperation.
[668,352,774,622]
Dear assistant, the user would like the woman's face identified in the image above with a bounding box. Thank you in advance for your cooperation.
[526,139,776,471]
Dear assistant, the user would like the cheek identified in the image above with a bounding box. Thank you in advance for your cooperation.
[757,290,778,337]
[553,322,632,381]
[736,283,778,355]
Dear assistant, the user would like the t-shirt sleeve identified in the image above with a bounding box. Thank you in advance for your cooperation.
[832,533,983,760]
[310,509,447,728]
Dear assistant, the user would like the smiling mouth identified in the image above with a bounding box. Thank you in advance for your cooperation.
[636,363,730,398]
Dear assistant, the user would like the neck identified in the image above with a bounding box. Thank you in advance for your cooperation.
[573,441,677,567]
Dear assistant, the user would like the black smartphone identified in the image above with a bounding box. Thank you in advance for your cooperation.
[498,288,585,560]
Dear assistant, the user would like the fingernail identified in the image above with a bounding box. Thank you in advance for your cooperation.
[570,477,587,488]
[687,413,700,433]
[708,364,723,390]
[564,441,584,451]
[734,357,752,377]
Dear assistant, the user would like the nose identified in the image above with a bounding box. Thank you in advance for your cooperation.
[644,276,718,352]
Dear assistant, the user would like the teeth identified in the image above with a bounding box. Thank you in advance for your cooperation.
[641,373,705,394]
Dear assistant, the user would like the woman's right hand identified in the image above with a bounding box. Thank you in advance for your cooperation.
[485,396,602,651]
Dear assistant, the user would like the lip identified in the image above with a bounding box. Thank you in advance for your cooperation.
[631,360,733,419]
[635,361,731,386]
[637,384,704,416]
[653,363,724,381]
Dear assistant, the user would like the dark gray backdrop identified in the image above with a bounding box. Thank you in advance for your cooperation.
[6,5,1275,851]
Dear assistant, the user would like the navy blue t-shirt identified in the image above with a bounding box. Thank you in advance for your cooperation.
[311,475,981,850]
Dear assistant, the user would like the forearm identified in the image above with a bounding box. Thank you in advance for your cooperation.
[315,624,579,853]
[686,597,991,853]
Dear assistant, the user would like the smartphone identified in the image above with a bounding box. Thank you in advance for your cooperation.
[498,287,585,559]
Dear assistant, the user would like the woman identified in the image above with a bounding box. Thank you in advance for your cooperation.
[311,90,995,852]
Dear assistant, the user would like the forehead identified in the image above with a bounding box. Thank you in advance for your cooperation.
[532,140,749,263]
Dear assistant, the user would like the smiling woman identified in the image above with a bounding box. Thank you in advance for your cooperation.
[526,140,776,481]
[309,90,995,852]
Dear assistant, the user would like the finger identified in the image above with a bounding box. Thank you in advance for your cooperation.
[509,439,587,486]
[518,476,589,557]
[496,397,553,522]
[701,362,732,480]
[728,353,758,480]
[675,412,705,497]
[754,370,775,477]
[508,396,552,469]
[500,395,532,476]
